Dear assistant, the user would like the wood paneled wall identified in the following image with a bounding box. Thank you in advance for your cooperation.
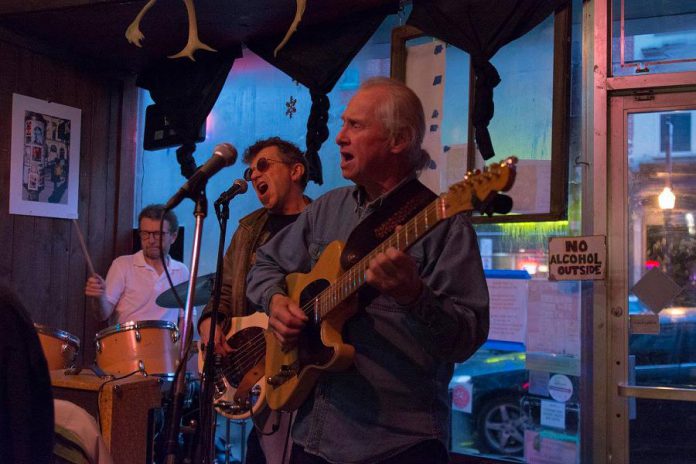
[0,34,138,365]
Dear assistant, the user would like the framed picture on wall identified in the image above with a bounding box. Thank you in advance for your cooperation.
[9,93,81,219]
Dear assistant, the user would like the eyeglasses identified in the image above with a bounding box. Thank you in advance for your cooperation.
[243,157,291,181]
[139,230,169,240]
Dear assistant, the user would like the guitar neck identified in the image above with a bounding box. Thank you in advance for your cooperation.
[314,196,452,320]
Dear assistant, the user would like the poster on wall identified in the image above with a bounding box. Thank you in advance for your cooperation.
[9,93,81,219]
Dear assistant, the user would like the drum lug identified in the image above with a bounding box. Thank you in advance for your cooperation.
[135,329,141,342]
[172,330,180,344]
[96,340,102,353]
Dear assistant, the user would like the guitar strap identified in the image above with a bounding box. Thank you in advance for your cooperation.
[340,178,437,308]
[340,178,438,270]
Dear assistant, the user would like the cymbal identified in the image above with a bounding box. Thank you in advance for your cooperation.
[156,273,216,308]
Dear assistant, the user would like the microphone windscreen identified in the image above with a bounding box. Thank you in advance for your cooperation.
[214,143,238,166]
[233,179,248,193]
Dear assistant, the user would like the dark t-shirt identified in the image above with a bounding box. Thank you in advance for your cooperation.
[266,212,301,238]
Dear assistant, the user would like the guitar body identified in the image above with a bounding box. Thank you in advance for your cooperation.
[265,240,357,411]
[198,311,268,420]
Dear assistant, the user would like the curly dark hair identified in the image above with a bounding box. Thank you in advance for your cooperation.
[242,137,308,188]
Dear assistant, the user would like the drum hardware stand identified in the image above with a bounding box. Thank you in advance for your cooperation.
[64,362,112,379]
[220,417,247,464]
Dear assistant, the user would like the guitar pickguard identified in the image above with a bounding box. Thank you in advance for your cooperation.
[296,279,335,369]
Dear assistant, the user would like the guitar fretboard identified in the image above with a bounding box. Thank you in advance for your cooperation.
[301,196,450,320]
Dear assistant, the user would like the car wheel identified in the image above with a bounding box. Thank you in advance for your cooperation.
[475,394,527,456]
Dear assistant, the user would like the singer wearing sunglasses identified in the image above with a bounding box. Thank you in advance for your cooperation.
[198,137,311,464]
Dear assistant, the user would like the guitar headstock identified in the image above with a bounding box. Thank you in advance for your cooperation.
[443,156,518,217]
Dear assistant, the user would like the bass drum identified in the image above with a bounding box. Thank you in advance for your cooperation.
[95,320,180,377]
[34,323,80,370]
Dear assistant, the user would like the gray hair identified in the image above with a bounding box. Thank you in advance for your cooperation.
[359,77,431,171]
[138,204,179,233]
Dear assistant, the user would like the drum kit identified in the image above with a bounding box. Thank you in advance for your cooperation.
[33,275,221,460]
[35,273,214,377]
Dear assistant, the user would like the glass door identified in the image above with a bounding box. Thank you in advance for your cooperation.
[608,91,696,464]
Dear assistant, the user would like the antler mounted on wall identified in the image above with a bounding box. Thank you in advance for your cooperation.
[125,0,216,61]
[125,0,308,61]
[274,0,307,57]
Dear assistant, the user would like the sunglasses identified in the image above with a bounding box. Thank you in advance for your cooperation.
[243,157,291,181]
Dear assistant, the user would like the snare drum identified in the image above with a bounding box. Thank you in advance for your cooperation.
[95,320,180,376]
[34,324,80,370]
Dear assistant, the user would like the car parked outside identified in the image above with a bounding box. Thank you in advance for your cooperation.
[449,341,529,458]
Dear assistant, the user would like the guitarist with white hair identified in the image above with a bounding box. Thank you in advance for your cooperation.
[247,77,492,464]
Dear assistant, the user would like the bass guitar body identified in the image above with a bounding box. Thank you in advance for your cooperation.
[198,311,268,420]
[265,240,357,411]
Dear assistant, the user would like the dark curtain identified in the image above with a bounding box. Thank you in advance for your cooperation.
[408,0,569,160]
[247,1,399,184]
[137,46,242,178]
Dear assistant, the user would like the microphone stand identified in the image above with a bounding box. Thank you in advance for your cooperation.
[194,196,232,464]
[163,187,208,464]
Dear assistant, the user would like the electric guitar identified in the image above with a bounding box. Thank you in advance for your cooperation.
[264,157,518,411]
[198,311,268,419]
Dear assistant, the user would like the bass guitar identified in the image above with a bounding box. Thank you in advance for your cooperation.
[198,311,268,419]
[264,157,518,411]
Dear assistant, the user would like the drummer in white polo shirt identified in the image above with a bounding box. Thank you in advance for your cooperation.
[85,204,189,325]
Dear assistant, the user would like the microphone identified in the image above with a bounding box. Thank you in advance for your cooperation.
[165,143,238,209]
[214,179,248,206]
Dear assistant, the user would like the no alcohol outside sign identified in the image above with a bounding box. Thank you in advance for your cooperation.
[548,235,606,281]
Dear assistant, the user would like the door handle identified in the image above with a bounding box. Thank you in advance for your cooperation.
[618,383,696,402]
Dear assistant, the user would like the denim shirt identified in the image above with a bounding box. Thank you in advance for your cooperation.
[246,184,489,463]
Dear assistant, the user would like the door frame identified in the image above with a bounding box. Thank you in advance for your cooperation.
[606,90,696,464]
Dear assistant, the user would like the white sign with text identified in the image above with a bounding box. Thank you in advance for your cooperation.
[548,235,606,281]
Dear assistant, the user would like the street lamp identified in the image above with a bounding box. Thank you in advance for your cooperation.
[658,186,675,210]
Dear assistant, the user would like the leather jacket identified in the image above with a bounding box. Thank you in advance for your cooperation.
[199,207,271,327]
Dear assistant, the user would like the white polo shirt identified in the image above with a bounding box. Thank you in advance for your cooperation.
[103,250,189,324]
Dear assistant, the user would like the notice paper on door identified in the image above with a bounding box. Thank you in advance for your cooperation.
[541,400,566,429]
[486,278,528,343]
[526,280,581,357]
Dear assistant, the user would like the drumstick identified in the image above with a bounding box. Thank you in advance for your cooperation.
[72,219,96,276]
